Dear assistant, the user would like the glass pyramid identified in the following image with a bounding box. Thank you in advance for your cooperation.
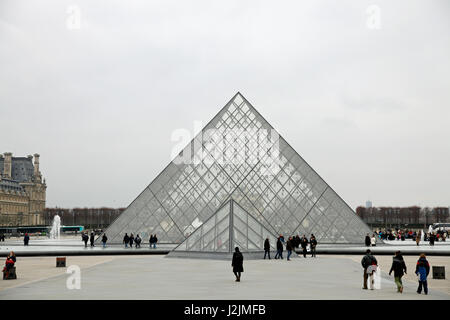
[102,92,372,245]
[172,199,277,253]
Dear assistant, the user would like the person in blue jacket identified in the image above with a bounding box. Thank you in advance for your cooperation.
[415,253,430,295]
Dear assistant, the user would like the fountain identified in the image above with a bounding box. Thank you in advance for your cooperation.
[50,214,61,240]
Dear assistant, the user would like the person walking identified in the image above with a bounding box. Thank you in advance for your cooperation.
[274,237,283,259]
[149,234,154,248]
[310,234,317,258]
[286,237,294,261]
[389,251,407,293]
[371,234,377,247]
[23,233,30,246]
[135,234,142,248]
[365,233,371,247]
[361,249,378,290]
[101,234,108,248]
[123,233,130,248]
[231,247,244,282]
[129,233,134,248]
[82,233,89,248]
[153,234,158,249]
[90,232,95,247]
[416,231,421,246]
[429,233,435,246]
[263,237,271,259]
[300,235,308,258]
[415,253,430,295]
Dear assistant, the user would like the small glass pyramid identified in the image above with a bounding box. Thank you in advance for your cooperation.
[173,199,277,253]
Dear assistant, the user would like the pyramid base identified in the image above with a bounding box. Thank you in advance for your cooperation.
[166,250,296,260]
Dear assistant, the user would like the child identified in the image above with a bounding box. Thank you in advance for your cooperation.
[415,253,430,295]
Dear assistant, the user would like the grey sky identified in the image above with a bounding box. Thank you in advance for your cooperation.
[1,0,449,209]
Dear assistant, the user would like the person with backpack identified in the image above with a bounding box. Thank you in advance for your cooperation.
[389,251,407,293]
[263,237,271,259]
[123,233,130,248]
[274,236,283,259]
[135,234,142,248]
[231,247,244,282]
[101,234,108,248]
[361,249,378,290]
[415,253,430,295]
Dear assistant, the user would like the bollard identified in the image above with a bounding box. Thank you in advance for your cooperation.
[56,257,66,268]
[432,266,445,279]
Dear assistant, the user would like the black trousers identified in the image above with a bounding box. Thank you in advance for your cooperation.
[302,248,307,257]
[417,280,428,294]
[264,250,270,259]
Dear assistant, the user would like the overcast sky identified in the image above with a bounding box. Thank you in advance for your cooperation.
[1,0,449,210]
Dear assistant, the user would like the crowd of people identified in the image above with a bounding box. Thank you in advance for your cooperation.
[264,234,317,260]
[122,233,158,249]
[372,228,448,243]
[361,249,431,295]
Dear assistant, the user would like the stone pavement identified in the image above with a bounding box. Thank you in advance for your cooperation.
[0,254,448,300]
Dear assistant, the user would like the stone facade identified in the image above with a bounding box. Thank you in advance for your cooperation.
[0,153,46,226]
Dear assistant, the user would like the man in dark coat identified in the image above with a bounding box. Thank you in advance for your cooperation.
[310,234,317,258]
[123,233,130,248]
[153,234,158,249]
[263,237,271,259]
[274,237,283,259]
[389,251,407,293]
[300,235,308,258]
[82,233,89,248]
[101,234,108,248]
[429,233,435,246]
[90,232,95,247]
[129,233,134,248]
[24,233,30,246]
[232,247,244,282]
[361,249,377,289]
[295,235,300,248]
[365,233,371,247]
[286,237,294,261]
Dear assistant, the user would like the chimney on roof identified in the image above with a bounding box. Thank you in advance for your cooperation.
[33,153,41,181]
[3,152,12,179]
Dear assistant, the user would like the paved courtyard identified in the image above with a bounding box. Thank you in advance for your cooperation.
[1,254,449,300]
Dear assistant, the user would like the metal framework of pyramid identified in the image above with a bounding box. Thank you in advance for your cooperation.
[170,199,277,256]
[102,92,372,245]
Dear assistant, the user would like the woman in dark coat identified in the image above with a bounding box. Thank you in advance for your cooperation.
[232,247,244,282]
